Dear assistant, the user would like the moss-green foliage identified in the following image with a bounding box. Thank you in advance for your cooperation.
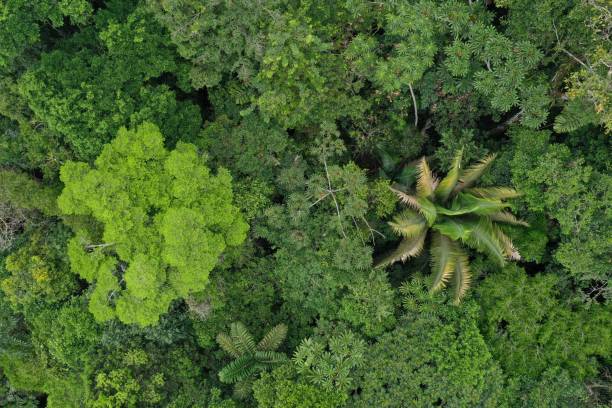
[339,270,396,337]
[1,223,76,311]
[253,365,346,408]
[58,123,248,326]
[0,170,59,216]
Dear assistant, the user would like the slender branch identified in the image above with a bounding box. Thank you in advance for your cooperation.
[408,83,418,127]
[488,109,524,135]
[85,242,115,250]
[323,158,347,238]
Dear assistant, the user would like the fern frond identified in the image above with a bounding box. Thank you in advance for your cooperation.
[454,153,497,193]
[463,218,506,266]
[389,186,421,211]
[430,232,456,292]
[230,322,256,355]
[257,324,288,351]
[436,149,462,202]
[389,210,428,238]
[375,231,427,268]
[466,187,521,200]
[416,157,437,198]
[554,98,598,133]
[452,249,471,304]
[488,211,529,227]
[219,355,256,384]
[217,332,242,358]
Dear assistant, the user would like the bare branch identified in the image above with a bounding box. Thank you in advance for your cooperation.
[408,83,418,127]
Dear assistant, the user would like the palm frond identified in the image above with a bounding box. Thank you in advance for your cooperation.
[488,211,529,227]
[463,218,506,266]
[430,232,456,292]
[435,149,462,202]
[389,210,427,238]
[466,187,521,200]
[217,332,242,358]
[454,153,497,193]
[493,224,521,261]
[416,157,437,198]
[432,217,473,241]
[375,231,427,268]
[253,350,288,365]
[437,193,509,217]
[389,186,421,211]
[257,324,288,351]
[416,196,437,226]
[230,322,256,355]
[452,249,471,304]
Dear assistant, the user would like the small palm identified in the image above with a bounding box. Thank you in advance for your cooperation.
[376,150,527,303]
[217,322,288,398]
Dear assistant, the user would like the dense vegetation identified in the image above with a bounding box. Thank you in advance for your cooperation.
[0,1,610,407]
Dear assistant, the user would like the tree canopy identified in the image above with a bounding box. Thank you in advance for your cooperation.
[0,0,610,407]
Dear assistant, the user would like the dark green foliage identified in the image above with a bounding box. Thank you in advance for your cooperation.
[351,280,507,407]
[510,127,611,297]
[253,364,346,408]
[476,265,611,381]
[0,170,59,216]
[18,3,200,161]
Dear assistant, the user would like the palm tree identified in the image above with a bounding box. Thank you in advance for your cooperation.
[217,322,288,398]
[375,150,527,303]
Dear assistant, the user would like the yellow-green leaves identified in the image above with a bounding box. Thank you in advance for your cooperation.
[58,122,248,326]
[380,151,524,302]
[454,153,497,193]
[416,157,437,199]
[435,149,462,202]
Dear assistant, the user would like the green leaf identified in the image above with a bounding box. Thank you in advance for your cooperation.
[466,187,521,200]
[432,217,473,241]
[217,332,242,358]
[219,355,256,384]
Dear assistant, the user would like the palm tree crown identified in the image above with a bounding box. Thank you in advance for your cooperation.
[376,150,527,303]
[217,322,288,398]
